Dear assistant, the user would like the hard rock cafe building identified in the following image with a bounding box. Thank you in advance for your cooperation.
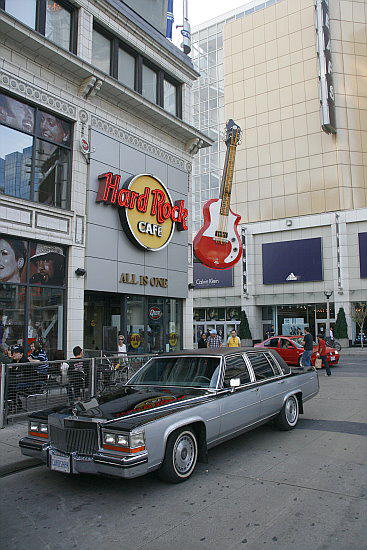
[0,0,210,357]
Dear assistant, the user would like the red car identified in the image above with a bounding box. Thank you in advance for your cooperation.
[255,336,340,367]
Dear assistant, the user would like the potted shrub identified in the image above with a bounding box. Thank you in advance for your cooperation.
[239,309,252,347]
[333,307,349,348]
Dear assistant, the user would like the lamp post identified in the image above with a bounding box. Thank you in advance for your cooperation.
[324,290,333,338]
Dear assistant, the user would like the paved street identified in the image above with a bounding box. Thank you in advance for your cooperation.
[1,355,366,550]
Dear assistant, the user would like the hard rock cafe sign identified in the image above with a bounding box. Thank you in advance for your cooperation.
[96,173,188,251]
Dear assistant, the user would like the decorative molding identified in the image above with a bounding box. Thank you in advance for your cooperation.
[0,71,77,119]
[79,109,89,123]
[0,204,32,226]
[35,213,70,234]
[90,115,189,172]
[75,215,85,245]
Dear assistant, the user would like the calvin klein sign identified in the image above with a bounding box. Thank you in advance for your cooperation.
[316,0,336,134]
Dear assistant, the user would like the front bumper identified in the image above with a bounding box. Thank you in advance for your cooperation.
[19,437,149,479]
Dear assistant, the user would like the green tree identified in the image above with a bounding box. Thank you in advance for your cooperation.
[239,309,252,340]
[333,307,348,339]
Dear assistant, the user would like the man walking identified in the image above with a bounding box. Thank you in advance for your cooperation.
[317,334,331,376]
[301,327,314,367]
[207,329,222,349]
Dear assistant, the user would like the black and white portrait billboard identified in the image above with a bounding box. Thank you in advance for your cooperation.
[262,238,323,285]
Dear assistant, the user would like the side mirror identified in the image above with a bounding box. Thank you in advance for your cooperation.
[229,378,241,390]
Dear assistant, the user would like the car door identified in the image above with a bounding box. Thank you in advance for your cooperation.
[245,351,286,419]
[218,354,260,437]
[279,338,298,365]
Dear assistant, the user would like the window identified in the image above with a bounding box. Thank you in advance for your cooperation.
[142,64,157,103]
[247,352,277,380]
[118,48,135,89]
[265,353,285,376]
[92,29,111,74]
[0,93,72,209]
[0,236,67,355]
[2,0,76,52]
[224,355,251,387]
[91,24,182,117]
[263,338,279,348]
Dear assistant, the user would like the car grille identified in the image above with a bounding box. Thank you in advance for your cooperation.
[49,425,98,456]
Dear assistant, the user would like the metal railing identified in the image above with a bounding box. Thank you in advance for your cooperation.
[0,354,155,428]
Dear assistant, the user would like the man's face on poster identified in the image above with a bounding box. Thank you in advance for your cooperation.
[35,258,55,282]
[0,239,24,283]
[40,113,67,144]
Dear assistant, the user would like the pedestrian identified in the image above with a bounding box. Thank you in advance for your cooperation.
[300,328,314,367]
[329,327,334,341]
[0,343,12,364]
[67,346,86,403]
[317,334,331,376]
[207,329,222,349]
[28,342,49,382]
[227,329,240,347]
[117,334,127,355]
[197,333,207,348]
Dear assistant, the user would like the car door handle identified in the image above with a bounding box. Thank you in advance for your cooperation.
[250,388,259,392]
[277,380,285,384]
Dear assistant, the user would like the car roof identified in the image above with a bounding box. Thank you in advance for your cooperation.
[159,347,273,357]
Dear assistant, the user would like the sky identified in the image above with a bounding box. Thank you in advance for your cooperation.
[172,0,249,44]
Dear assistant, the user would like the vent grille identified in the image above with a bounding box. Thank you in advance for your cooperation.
[50,425,98,455]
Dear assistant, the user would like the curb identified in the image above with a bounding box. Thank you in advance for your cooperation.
[0,458,42,478]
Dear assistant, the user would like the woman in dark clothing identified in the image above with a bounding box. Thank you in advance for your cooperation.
[198,333,207,349]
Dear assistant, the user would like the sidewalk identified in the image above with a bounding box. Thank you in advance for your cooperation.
[339,347,367,355]
[0,420,41,476]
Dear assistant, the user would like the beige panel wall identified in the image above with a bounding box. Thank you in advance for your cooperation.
[223,0,367,223]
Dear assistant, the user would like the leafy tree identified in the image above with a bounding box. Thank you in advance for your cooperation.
[351,302,367,348]
[333,307,348,339]
[239,309,252,340]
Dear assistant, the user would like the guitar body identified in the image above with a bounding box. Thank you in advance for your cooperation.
[193,199,242,270]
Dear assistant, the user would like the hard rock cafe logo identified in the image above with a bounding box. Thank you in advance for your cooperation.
[96,173,188,251]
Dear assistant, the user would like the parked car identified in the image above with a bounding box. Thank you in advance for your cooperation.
[19,348,319,483]
[255,336,340,367]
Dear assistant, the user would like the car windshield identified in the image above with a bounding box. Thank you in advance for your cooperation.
[128,356,221,388]
[289,338,304,348]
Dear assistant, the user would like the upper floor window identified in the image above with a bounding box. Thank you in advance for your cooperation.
[0,92,72,210]
[91,23,182,118]
[1,0,77,53]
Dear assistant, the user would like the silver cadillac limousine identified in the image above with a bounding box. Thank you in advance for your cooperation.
[19,348,319,483]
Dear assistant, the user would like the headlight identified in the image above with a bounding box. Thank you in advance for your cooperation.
[101,430,145,453]
[30,422,39,432]
[40,423,48,433]
[103,432,116,444]
[28,421,48,437]
[130,432,145,448]
[116,434,129,446]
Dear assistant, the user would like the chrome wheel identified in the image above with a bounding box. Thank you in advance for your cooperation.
[173,431,197,477]
[285,396,299,426]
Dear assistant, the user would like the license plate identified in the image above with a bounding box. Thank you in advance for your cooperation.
[50,451,71,473]
[330,356,335,361]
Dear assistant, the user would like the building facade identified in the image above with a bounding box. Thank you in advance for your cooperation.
[192,0,367,343]
[0,0,210,358]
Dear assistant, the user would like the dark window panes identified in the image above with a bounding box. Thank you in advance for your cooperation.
[29,243,66,286]
[45,0,71,50]
[0,126,33,200]
[5,0,36,28]
[206,307,218,321]
[247,352,276,380]
[118,47,135,89]
[127,295,144,353]
[268,338,279,347]
[0,93,35,133]
[265,353,283,375]
[0,237,27,284]
[0,284,26,347]
[193,308,205,322]
[280,338,294,349]
[34,139,70,209]
[142,64,157,103]
[92,29,111,74]
[226,307,240,321]
[29,287,64,355]
[224,355,251,387]
[164,79,176,115]
[37,111,71,146]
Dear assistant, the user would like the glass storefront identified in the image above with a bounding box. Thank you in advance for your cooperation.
[261,303,335,339]
[193,306,241,345]
[84,292,182,354]
[0,235,66,356]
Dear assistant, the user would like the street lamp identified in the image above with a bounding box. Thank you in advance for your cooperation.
[324,289,333,338]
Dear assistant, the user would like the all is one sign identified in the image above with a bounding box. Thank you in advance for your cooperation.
[96,172,188,251]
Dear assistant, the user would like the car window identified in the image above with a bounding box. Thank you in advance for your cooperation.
[280,338,293,349]
[246,352,277,380]
[223,355,251,387]
[264,353,284,375]
[263,338,278,347]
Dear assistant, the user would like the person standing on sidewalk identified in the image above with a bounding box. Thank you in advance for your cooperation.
[207,329,222,349]
[227,329,241,348]
[301,328,314,367]
[317,334,331,376]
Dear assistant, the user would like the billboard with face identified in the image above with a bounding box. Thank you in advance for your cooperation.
[262,238,323,284]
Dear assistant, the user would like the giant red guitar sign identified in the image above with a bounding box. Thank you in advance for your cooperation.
[193,119,242,270]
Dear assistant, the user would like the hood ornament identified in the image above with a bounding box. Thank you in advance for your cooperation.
[71,407,78,417]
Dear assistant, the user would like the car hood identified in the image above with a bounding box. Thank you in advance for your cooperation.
[45,386,212,422]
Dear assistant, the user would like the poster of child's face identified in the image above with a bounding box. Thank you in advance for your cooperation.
[0,94,34,134]
[0,237,27,284]
[38,111,71,147]
[29,244,66,286]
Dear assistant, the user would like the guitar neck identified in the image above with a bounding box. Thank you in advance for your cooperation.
[220,142,237,216]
